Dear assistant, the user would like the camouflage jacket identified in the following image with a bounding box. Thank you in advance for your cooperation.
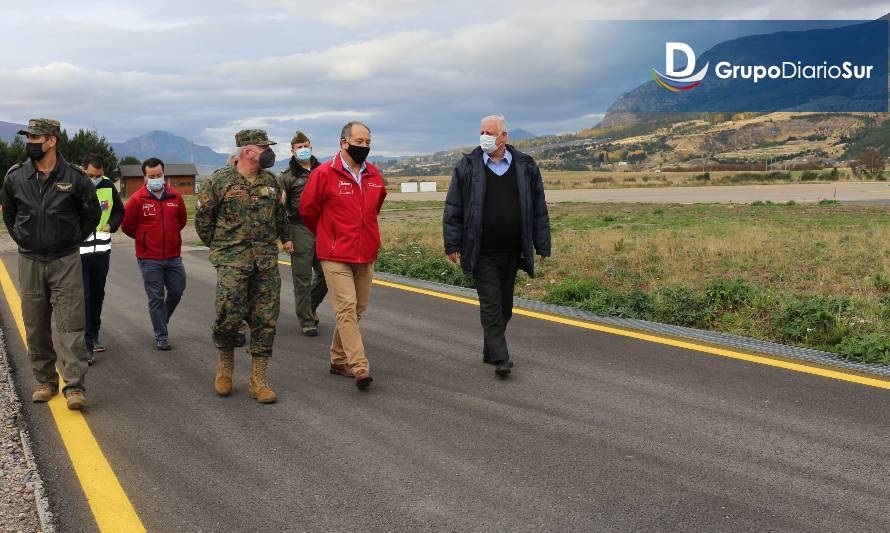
[194,165,288,269]
[277,155,319,224]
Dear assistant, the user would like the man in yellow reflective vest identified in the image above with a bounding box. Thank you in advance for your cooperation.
[79,154,124,363]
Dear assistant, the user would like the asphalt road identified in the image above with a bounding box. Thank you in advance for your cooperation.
[2,247,890,532]
[387,181,890,204]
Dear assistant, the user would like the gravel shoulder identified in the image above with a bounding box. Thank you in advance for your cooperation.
[0,329,50,532]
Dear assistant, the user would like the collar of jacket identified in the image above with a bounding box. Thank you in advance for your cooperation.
[94,177,115,189]
[23,153,67,180]
[288,155,319,176]
[465,144,528,164]
[331,152,379,180]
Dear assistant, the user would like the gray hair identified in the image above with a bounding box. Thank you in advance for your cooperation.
[340,121,371,141]
[481,114,508,134]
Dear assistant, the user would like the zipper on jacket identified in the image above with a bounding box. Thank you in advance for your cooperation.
[160,195,167,259]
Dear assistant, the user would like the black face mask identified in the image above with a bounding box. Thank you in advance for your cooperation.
[26,142,47,162]
[345,142,370,165]
[259,148,276,169]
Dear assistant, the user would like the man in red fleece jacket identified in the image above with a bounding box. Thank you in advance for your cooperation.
[300,121,386,390]
[121,157,188,351]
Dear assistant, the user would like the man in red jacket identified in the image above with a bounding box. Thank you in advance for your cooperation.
[300,121,386,390]
[121,158,188,351]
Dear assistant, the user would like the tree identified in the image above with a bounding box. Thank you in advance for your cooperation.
[58,129,122,182]
[0,138,26,178]
[119,155,141,166]
[852,148,885,176]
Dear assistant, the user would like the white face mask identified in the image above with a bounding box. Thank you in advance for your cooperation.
[90,177,103,186]
[147,177,165,192]
[480,134,499,154]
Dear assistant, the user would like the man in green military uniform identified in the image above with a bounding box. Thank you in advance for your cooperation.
[1,118,101,410]
[277,130,327,336]
[194,129,291,404]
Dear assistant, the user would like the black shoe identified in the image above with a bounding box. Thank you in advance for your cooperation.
[156,340,172,351]
[301,326,318,337]
[494,361,513,377]
[234,332,247,347]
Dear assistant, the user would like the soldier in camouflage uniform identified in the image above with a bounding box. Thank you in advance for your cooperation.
[277,130,327,336]
[194,129,291,404]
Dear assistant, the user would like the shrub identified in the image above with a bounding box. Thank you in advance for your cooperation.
[706,278,756,311]
[651,285,713,328]
[837,334,890,365]
[773,295,853,345]
[544,280,652,319]
[375,245,474,288]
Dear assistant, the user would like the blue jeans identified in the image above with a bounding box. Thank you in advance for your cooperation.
[138,257,186,342]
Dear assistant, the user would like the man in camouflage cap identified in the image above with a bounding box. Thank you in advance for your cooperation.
[278,130,327,337]
[195,129,291,403]
[2,118,101,410]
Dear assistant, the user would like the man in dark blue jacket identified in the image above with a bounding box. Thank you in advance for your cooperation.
[443,114,551,377]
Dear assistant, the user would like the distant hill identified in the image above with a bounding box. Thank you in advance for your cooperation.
[111,130,229,175]
[0,121,24,143]
[509,129,538,141]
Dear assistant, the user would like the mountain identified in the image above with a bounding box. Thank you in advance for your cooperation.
[509,129,538,141]
[0,121,25,143]
[111,130,229,175]
[602,18,889,127]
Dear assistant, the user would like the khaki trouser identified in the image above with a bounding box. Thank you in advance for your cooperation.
[18,251,89,394]
[289,223,327,328]
[320,261,374,372]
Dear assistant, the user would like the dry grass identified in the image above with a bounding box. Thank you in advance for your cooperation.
[379,201,890,305]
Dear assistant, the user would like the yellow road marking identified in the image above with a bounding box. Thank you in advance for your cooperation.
[0,259,145,532]
[280,259,890,390]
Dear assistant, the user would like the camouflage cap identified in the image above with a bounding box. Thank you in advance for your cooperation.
[18,118,61,137]
[291,130,310,145]
[235,129,277,147]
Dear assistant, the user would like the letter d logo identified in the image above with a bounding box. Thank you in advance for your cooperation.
[666,42,696,77]
[650,42,709,92]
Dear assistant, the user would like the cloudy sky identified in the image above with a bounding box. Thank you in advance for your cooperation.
[0,0,887,157]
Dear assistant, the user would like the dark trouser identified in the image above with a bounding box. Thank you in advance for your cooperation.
[137,257,186,342]
[81,252,110,351]
[289,223,327,327]
[212,262,281,357]
[473,250,520,364]
[18,251,89,394]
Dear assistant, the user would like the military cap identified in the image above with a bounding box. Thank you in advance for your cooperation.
[235,129,277,147]
[291,130,310,145]
[18,118,61,136]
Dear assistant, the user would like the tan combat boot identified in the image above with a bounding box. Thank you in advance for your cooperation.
[31,383,57,403]
[248,357,277,404]
[214,349,235,396]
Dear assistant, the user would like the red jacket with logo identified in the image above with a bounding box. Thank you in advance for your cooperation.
[299,154,386,264]
[121,186,188,260]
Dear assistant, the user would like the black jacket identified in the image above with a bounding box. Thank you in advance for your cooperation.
[277,155,320,224]
[443,145,551,277]
[2,155,101,262]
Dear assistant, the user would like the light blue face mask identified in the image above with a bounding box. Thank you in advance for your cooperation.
[295,147,312,162]
[147,177,165,192]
